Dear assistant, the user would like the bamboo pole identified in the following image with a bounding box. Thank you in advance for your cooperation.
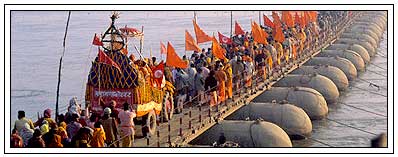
[55,11,71,122]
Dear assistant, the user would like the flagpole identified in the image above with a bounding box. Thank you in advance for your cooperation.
[98,48,101,108]
[194,11,197,22]
[150,46,153,59]
[55,11,71,122]
[81,45,92,101]
[140,26,144,59]
[259,11,261,25]
[230,11,233,39]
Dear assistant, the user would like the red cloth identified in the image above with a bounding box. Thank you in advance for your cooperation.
[234,21,245,35]
[92,33,103,46]
[98,49,122,73]
[263,14,275,28]
[152,61,164,88]
[272,11,281,27]
[218,32,232,45]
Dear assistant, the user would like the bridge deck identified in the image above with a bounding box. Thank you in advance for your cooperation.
[131,16,353,147]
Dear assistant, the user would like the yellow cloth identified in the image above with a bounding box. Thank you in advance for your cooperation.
[215,70,227,103]
[14,118,34,131]
[90,128,106,147]
[275,42,283,65]
[224,64,233,99]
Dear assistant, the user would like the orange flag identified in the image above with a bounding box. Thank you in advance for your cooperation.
[251,21,268,45]
[272,11,281,27]
[274,24,285,43]
[235,21,245,35]
[160,41,166,54]
[282,11,294,28]
[304,11,311,26]
[193,20,212,43]
[309,11,318,23]
[166,42,188,69]
[299,12,307,27]
[281,11,289,24]
[294,12,300,26]
[211,37,226,60]
[263,14,274,28]
[185,30,201,52]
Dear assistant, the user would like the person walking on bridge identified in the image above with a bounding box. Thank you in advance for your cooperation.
[205,70,218,108]
[215,63,227,103]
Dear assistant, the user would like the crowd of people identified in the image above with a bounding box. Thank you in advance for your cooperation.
[11,11,351,148]
[12,98,137,148]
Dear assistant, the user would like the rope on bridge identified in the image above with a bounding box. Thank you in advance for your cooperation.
[368,62,387,71]
[326,118,378,136]
[338,101,387,118]
[365,69,387,77]
[350,85,387,97]
[356,77,387,91]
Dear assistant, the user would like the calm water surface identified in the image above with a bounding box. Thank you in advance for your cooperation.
[11,11,387,147]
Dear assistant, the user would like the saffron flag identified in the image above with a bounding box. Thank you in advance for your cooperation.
[160,41,167,54]
[309,11,318,23]
[193,20,212,43]
[119,26,143,37]
[294,12,300,26]
[235,21,245,35]
[185,30,201,52]
[251,21,268,45]
[98,49,122,73]
[304,11,311,26]
[274,25,285,43]
[299,13,307,27]
[211,37,226,60]
[263,14,275,28]
[166,42,188,69]
[218,32,232,45]
[152,61,164,88]
[282,11,295,28]
[92,33,103,46]
[272,11,281,27]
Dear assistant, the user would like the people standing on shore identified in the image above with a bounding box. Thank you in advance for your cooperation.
[14,110,35,132]
[66,113,82,141]
[27,129,45,148]
[11,129,23,148]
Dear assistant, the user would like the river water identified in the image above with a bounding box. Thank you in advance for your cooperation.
[10,11,387,147]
